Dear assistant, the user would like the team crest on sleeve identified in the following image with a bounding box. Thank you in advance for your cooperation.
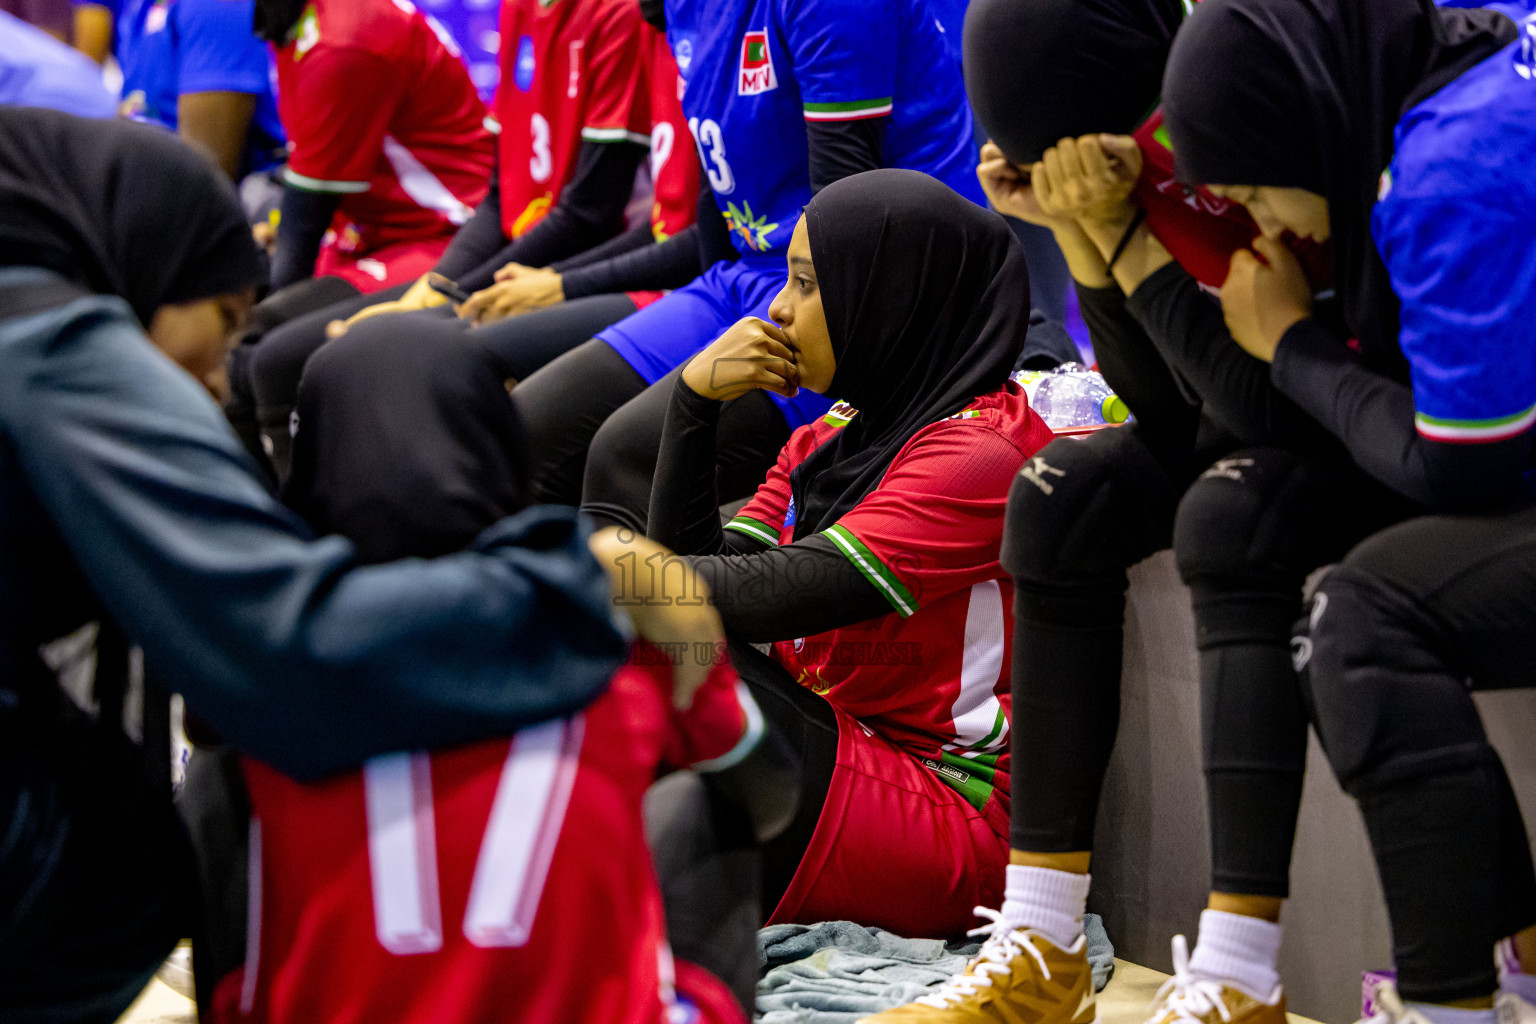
[737,30,777,95]
[293,4,320,58]
[514,35,536,91]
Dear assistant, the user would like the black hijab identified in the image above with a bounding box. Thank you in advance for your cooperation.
[787,169,1030,541]
[285,326,532,565]
[964,0,1187,165]
[1162,0,1514,365]
[0,107,260,326]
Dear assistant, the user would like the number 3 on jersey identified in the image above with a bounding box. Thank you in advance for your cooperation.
[688,116,734,195]
[362,717,584,954]
[530,112,553,182]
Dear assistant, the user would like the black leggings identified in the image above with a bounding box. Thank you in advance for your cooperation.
[644,642,837,1015]
[1002,424,1204,855]
[1003,430,1412,897]
[227,276,363,477]
[1304,501,1536,1002]
[512,341,791,530]
[245,287,636,484]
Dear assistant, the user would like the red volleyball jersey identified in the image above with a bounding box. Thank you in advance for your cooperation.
[644,28,699,241]
[1133,110,1332,290]
[723,383,1055,838]
[218,651,756,1024]
[273,0,494,256]
[494,0,649,239]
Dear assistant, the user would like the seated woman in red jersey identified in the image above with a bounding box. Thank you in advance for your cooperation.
[642,168,1057,939]
[214,315,796,1024]
[316,20,704,420]
[255,0,495,297]
[238,0,661,482]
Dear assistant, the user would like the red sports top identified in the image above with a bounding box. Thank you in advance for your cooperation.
[723,384,1055,837]
[494,0,649,239]
[644,27,699,241]
[217,650,755,1024]
[1133,110,1332,289]
[273,0,494,255]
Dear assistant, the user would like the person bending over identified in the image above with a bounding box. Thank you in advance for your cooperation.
[1163,2,1536,1023]
[863,0,1426,1020]
[641,169,1055,937]
[0,108,714,1024]
[217,314,794,1024]
[240,0,652,481]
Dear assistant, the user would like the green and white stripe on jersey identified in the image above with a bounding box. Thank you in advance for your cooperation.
[1416,402,1536,443]
[282,168,370,193]
[824,524,917,617]
[724,514,780,547]
[580,126,652,146]
[922,750,999,812]
[802,97,893,122]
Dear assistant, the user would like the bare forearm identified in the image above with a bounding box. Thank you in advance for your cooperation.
[1050,222,1112,289]
[1079,215,1174,297]
[178,91,256,179]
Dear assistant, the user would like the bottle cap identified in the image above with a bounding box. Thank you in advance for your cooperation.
[1101,395,1130,423]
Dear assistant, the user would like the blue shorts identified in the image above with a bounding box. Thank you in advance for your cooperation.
[598,258,833,430]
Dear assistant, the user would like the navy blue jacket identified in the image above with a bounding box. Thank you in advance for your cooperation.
[0,269,626,781]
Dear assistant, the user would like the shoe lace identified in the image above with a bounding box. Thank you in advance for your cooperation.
[1152,936,1240,1024]
[915,907,1053,1009]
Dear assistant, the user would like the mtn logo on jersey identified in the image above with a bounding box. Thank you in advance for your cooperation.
[737,30,777,95]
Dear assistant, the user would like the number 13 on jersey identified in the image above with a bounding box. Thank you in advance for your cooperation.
[688,116,734,195]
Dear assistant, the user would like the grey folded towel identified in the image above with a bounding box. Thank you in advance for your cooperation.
[755,914,1113,1023]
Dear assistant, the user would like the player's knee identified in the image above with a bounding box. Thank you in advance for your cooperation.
[248,316,328,412]
[1173,447,1300,587]
[1302,563,1418,790]
[1002,436,1136,583]
[584,398,661,497]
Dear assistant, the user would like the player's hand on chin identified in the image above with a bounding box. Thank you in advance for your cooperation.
[587,527,724,712]
[458,268,565,326]
[680,316,801,402]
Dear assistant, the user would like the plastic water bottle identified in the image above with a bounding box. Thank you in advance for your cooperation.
[1013,364,1130,430]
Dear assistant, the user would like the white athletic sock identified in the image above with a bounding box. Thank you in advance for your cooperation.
[1188,909,1283,1001]
[1406,1004,1496,1024]
[998,864,1090,950]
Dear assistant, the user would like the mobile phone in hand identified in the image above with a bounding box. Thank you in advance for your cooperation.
[426,272,472,304]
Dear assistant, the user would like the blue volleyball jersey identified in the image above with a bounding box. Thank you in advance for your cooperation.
[665,0,982,261]
[1372,10,1536,444]
[116,0,286,174]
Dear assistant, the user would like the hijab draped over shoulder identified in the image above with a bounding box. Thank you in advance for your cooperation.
[788,168,1030,540]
